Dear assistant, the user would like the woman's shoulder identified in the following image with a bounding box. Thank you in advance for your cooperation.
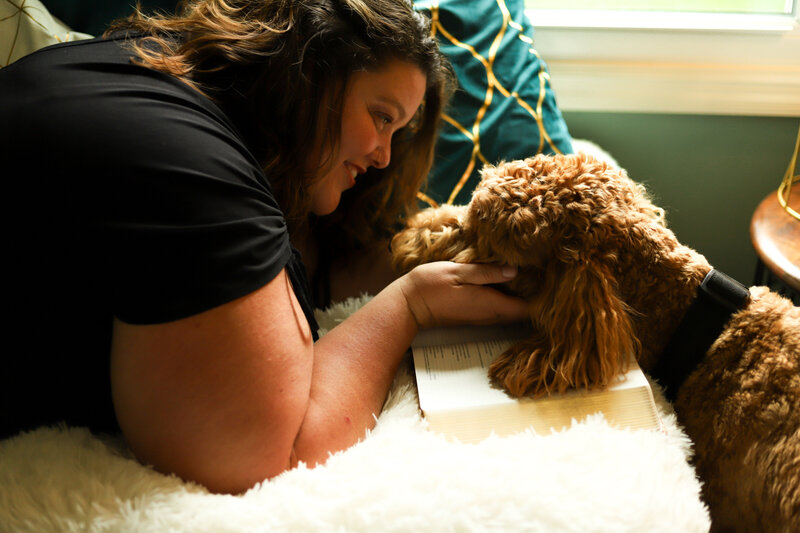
[3,32,133,72]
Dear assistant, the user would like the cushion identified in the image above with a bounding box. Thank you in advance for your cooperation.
[414,0,573,207]
[0,0,92,68]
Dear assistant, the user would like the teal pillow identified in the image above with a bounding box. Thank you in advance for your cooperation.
[415,0,573,207]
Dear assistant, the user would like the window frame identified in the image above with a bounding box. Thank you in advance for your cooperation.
[526,7,800,117]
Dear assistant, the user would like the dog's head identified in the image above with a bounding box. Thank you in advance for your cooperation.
[392,153,666,397]
[468,154,664,268]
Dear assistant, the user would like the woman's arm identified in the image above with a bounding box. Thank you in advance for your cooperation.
[111,262,527,494]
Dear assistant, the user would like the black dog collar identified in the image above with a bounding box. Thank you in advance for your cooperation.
[650,269,751,402]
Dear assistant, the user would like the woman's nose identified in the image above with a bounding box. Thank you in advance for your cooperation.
[370,137,391,169]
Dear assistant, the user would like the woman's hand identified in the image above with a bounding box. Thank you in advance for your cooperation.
[395,261,529,329]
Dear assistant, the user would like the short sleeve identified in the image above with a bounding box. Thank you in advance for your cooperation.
[100,93,295,324]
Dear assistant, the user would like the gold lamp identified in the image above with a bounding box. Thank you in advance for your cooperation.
[749,124,800,298]
[778,125,800,221]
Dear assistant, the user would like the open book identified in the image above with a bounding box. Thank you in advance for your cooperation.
[411,324,662,443]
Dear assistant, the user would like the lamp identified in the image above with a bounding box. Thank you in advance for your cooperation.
[749,124,800,302]
[777,125,800,221]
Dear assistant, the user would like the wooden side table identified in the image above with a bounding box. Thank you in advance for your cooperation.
[750,190,800,304]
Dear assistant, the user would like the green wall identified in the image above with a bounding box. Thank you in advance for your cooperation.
[563,111,800,285]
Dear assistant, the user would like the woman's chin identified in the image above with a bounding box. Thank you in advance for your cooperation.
[310,197,341,217]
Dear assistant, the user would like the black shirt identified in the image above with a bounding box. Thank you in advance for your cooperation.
[0,35,318,438]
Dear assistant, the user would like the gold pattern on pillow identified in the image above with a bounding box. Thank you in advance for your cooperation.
[415,0,573,207]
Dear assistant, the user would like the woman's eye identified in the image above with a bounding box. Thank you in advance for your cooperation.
[374,112,393,128]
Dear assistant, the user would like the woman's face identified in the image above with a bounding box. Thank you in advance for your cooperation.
[309,60,427,216]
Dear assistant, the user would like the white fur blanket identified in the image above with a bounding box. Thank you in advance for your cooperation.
[0,296,709,532]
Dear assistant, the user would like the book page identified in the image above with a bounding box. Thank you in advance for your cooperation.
[414,339,650,412]
[413,338,519,411]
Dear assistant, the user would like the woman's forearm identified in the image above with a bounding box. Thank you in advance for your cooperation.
[291,279,418,466]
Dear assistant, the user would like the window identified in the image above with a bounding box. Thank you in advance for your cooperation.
[527,1,791,15]
[524,0,800,116]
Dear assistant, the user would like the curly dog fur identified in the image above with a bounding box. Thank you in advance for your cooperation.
[391,153,800,532]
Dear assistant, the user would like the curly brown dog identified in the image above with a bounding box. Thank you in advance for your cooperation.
[391,153,800,532]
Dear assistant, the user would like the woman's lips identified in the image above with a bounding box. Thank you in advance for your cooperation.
[344,162,365,187]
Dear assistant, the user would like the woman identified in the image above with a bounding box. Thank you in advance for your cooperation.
[0,0,528,493]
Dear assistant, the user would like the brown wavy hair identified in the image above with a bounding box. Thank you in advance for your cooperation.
[106,0,453,251]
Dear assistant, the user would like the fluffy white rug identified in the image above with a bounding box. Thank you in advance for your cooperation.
[0,296,709,532]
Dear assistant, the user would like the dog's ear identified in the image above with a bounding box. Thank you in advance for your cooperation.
[489,257,638,397]
[390,204,475,274]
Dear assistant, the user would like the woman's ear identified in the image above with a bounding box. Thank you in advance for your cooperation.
[489,258,638,397]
